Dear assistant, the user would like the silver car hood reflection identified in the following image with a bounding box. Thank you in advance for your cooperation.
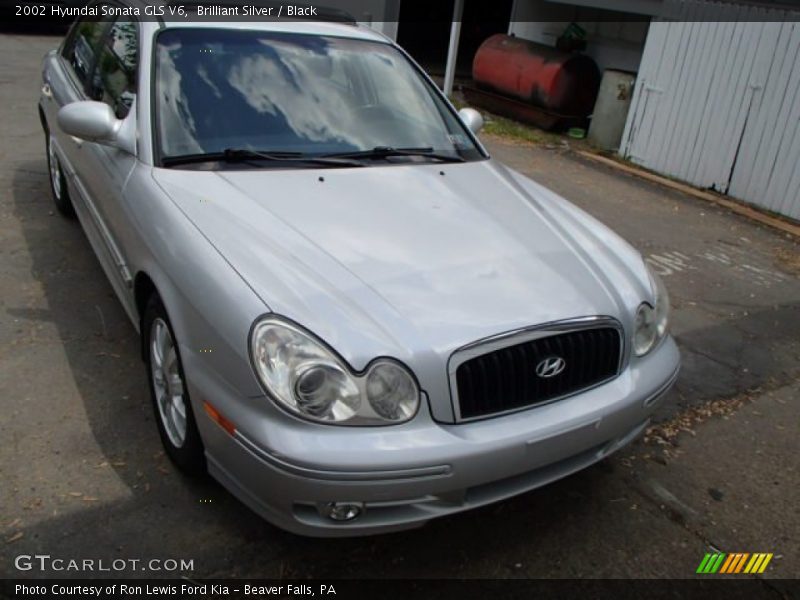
[153,159,650,419]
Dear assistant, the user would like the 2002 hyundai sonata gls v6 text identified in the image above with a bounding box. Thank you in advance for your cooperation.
[40,11,680,536]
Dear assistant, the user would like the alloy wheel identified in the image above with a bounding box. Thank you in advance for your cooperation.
[48,136,62,200]
[150,317,188,448]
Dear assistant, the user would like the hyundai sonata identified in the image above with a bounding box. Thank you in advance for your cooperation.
[39,8,680,536]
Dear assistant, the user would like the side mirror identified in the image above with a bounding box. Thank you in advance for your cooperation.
[58,101,120,143]
[57,101,135,154]
[458,107,484,135]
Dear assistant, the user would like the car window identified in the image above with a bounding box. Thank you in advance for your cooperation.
[90,20,138,119]
[62,19,109,88]
[359,53,448,136]
[154,28,483,162]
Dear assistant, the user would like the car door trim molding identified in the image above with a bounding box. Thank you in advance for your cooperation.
[70,173,133,288]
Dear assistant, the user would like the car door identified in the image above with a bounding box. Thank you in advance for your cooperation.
[45,16,140,303]
[47,17,140,319]
[78,18,140,308]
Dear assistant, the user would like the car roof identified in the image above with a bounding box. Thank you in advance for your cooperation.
[129,0,390,44]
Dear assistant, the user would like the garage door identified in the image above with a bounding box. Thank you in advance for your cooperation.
[620,3,800,221]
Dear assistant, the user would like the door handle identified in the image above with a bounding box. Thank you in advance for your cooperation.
[70,136,83,148]
[41,83,52,98]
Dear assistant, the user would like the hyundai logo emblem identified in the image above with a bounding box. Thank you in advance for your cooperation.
[536,356,566,378]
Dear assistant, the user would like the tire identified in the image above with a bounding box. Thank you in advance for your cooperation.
[143,295,206,475]
[46,132,75,218]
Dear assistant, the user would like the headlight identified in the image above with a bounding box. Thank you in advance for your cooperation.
[366,361,418,421]
[250,318,420,425]
[633,264,671,356]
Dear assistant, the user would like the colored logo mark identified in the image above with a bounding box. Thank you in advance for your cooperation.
[696,552,773,574]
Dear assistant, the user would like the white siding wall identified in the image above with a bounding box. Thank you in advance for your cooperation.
[621,1,800,221]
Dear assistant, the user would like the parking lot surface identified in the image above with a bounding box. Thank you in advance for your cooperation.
[1,33,798,582]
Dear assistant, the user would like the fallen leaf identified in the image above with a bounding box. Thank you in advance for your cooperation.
[23,498,43,510]
[6,532,23,543]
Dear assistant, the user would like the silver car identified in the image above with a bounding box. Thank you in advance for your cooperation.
[39,9,680,536]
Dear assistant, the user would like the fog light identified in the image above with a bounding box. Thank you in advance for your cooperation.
[322,502,363,522]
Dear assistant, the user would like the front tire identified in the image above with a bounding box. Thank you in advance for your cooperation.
[144,295,206,475]
[46,133,75,218]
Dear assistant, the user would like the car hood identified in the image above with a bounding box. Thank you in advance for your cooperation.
[153,159,651,421]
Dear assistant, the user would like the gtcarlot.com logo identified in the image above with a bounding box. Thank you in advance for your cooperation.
[14,554,194,573]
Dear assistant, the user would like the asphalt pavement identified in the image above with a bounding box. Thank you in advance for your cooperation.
[0,33,798,583]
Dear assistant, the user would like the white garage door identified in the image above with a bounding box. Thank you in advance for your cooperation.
[620,2,800,221]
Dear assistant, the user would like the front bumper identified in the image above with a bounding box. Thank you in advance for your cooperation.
[186,336,680,537]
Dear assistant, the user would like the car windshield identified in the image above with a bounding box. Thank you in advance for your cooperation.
[154,28,484,166]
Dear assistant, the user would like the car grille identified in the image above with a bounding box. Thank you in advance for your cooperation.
[454,327,622,420]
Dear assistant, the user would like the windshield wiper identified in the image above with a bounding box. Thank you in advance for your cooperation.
[321,146,465,163]
[162,148,364,168]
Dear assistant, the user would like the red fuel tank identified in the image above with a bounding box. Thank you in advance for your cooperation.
[473,34,601,116]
